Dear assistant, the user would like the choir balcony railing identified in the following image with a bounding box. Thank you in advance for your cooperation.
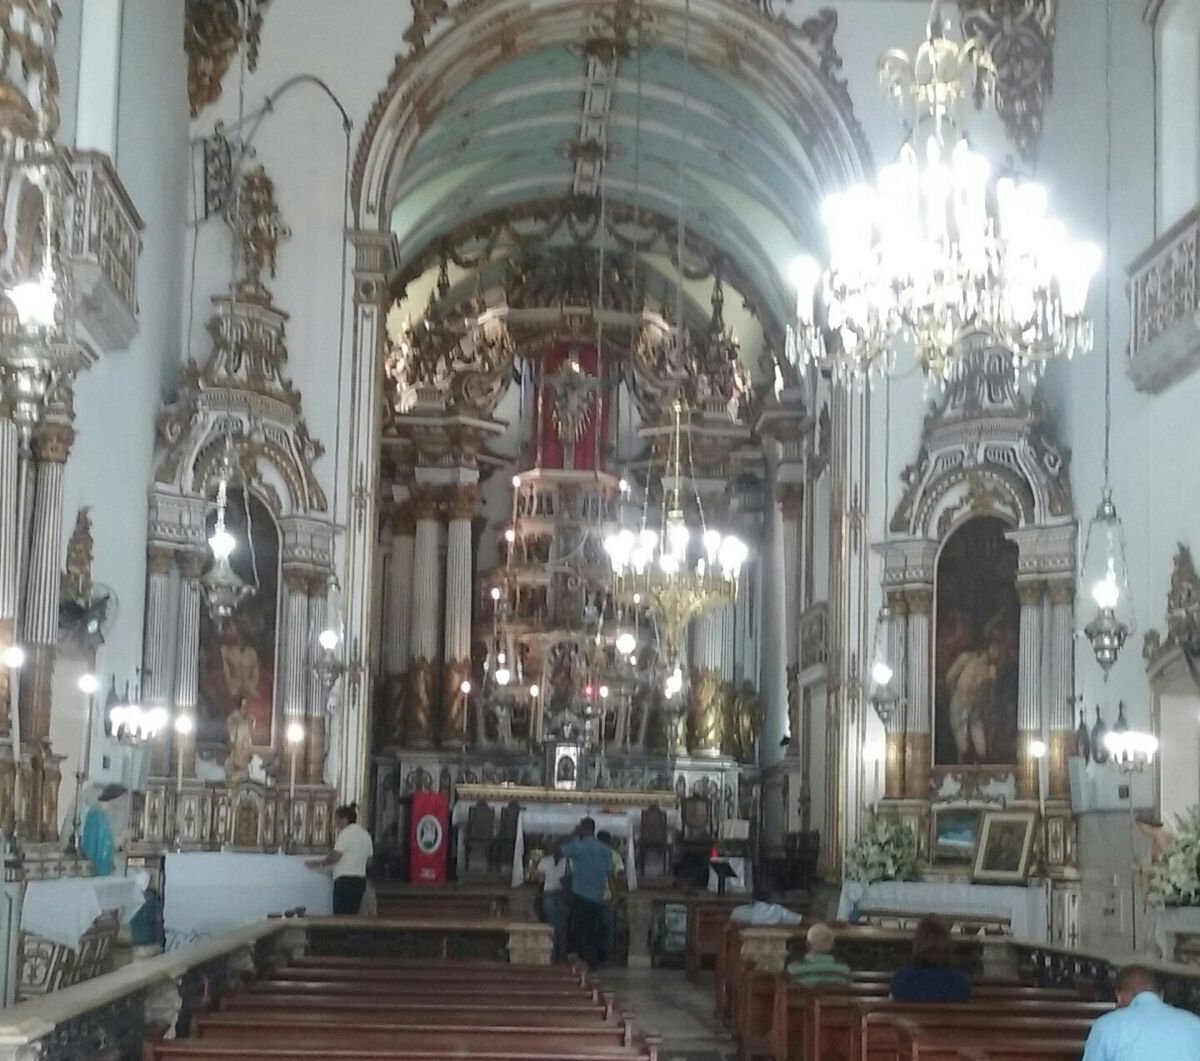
[798,602,829,674]
[1127,204,1200,393]
[68,150,144,352]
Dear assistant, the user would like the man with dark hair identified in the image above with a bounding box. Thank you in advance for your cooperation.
[1082,963,1200,1059]
[560,817,615,968]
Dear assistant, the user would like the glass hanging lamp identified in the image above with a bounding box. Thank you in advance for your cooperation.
[201,436,252,625]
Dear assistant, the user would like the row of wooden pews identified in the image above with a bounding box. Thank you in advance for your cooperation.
[714,916,1110,1061]
[154,953,663,1060]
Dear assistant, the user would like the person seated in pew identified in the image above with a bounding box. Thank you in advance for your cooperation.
[889,916,970,1003]
[785,922,852,987]
[1082,963,1200,1060]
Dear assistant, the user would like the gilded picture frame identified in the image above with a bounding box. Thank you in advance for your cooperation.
[972,810,1036,883]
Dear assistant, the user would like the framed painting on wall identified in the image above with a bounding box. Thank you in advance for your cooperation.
[931,806,983,865]
[972,811,1036,883]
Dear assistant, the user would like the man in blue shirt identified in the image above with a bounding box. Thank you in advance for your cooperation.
[560,818,616,968]
[1083,964,1200,1061]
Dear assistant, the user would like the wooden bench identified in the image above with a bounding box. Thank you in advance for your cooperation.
[264,964,586,986]
[685,899,741,979]
[222,995,617,1020]
[199,1008,614,1032]
[374,890,508,920]
[156,1041,657,1061]
[956,1043,1088,1061]
[887,1015,1091,1061]
[247,978,597,1000]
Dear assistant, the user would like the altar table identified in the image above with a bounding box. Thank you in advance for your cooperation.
[451,799,681,890]
[164,852,331,948]
[22,871,150,949]
[837,879,1049,942]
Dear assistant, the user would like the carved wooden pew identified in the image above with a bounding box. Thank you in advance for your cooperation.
[685,899,740,979]
[156,1041,658,1061]
[887,1014,1092,1061]
[264,963,586,987]
[956,1043,1088,1061]
[222,994,618,1020]
[246,977,598,1001]
[716,920,812,1024]
[200,1007,614,1032]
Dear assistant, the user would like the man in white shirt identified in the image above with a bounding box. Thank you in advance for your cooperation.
[308,803,373,915]
[537,850,569,963]
[1082,964,1200,1061]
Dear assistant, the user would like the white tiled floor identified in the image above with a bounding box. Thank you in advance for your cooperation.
[597,968,737,1061]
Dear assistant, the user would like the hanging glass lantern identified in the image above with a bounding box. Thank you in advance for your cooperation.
[867,604,901,726]
[1080,487,1133,676]
[201,440,252,625]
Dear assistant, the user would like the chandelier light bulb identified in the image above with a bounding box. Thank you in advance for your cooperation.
[1,645,25,669]
[615,632,637,657]
[504,528,516,543]
[7,278,57,329]
[528,684,539,698]
[511,475,521,488]
[497,652,506,665]
[77,673,99,695]
[870,658,894,688]
[174,714,195,736]
[286,721,305,745]
[1030,739,1048,759]
[495,667,511,686]
[144,706,169,737]
[599,685,610,699]
[1091,556,1121,610]
[703,529,722,564]
[460,679,472,695]
[490,586,501,601]
[318,628,339,652]
[209,526,236,560]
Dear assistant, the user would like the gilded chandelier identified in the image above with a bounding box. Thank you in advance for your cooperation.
[788,1,1100,384]
[603,400,747,692]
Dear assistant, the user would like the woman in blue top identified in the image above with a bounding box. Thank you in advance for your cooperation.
[890,917,971,1003]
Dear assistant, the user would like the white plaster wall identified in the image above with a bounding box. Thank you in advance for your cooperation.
[50,0,189,820]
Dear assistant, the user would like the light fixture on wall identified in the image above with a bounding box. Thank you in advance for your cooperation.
[1080,0,1133,678]
[787,0,1100,385]
[1103,702,1158,772]
[314,582,347,693]
[869,377,901,724]
[201,435,253,625]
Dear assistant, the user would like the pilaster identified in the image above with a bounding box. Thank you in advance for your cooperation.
[305,573,329,783]
[442,483,477,746]
[902,587,932,799]
[407,485,440,747]
[173,551,204,776]
[1016,579,1045,800]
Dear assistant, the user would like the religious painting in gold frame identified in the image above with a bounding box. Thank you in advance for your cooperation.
[931,806,983,866]
[972,810,1036,883]
[934,517,1020,768]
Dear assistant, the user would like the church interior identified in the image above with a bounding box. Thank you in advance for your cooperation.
[0,0,1196,1057]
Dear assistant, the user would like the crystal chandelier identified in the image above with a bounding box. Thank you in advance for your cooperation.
[788,1,1101,385]
[1103,703,1158,773]
[201,437,253,625]
[603,400,748,689]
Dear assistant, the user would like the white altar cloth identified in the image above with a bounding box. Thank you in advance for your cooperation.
[837,879,1049,942]
[22,871,150,950]
[164,852,331,946]
[1154,905,1200,960]
[452,800,680,890]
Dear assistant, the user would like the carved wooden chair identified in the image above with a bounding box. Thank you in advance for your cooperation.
[638,804,672,878]
[464,801,495,873]
[490,801,522,873]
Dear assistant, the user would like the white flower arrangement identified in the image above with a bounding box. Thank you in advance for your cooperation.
[845,817,919,883]
[1149,805,1200,907]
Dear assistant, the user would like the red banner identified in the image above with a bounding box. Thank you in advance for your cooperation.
[409,790,449,885]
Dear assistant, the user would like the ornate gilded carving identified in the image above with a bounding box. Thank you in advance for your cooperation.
[545,359,599,445]
[441,657,471,747]
[444,485,478,522]
[146,544,174,578]
[226,165,289,301]
[59,508,95,600]
[903,732,931,799]
[905,589,933,616]
[961,0,1055,163]
[403,0,450,54]
[884,731,905,799]
[1144,543,1200,665]
[1017,579,1045,608]
[185,0,271,119]
[0,0,61,141]
[409,484,440,522]
[689,667,726,754]
[724,683,761,762]
[30,421,73,463]
[406,656,435,746]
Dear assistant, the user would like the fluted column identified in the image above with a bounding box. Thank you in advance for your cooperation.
[19,421,73,744]
[903,588,932,799]
[173,551,204,776]
[280,567,311,730]
[142,547,174,704]
[407,486,440,747]
[1046,579,1074,798]
[442,484,476,747]
[0,416,19,734]
[1016,580,1045,800]
[304,573,328,783]
[690,610,725,755]
[385,503,414,677]
[884,591,908,798]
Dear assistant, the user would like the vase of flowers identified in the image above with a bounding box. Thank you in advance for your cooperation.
[1148,806,1200,907]
[845,817,919,883]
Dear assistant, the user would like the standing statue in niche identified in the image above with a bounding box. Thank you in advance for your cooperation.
[324,674,344,790]
[225,698,255,783]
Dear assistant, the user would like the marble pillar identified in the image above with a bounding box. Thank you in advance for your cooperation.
[442,485,476,747]
[884,591,908,799]
[0,417,18,732]
[779,484,803,758]
[173,551,204,776]
[903,588,932,799]
[690,610,726,755]
[1046,579,1074,799]
[385,503,414,678]
[305,574,328,783]
[1016,580,1045,800]
[142,547,174,705]
[407,486,440,747]
[20,421,73,744]
[280,567,311,728]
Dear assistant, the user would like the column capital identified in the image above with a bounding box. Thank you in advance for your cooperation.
[306,571,330,598]
[178,550,207,580]
[1046,579,1074,606]
[886,589,909,617]
[777,483,804,520]
[147,545,175,576]
[904,588,933,615]
[410,484,440,521]
[282,566,311,594]
[444,484,479,522]
[1017,579,1046,607]
[31,422,75,463]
